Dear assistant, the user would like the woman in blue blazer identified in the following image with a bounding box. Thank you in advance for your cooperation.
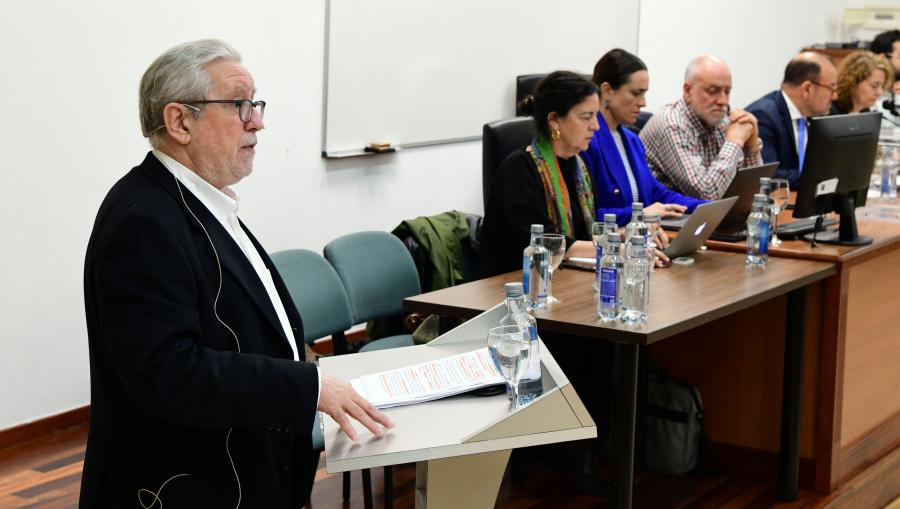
[581,49,705,226]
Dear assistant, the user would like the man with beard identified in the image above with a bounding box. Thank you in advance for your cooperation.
[641,55,763,200]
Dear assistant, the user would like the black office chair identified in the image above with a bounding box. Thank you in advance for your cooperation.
[625,111,653,134]
[515,73,546,115]
[482,117,537,210]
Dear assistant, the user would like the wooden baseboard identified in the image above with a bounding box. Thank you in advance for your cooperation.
[840,408,900,484]
[825,440,900,508]
[705,441,816,490]
[0,406,90,453]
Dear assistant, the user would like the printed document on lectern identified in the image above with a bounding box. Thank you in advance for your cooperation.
[350,348,503,408]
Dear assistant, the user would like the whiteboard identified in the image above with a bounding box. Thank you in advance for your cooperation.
[322,0,640,157]
[637,0,845,113]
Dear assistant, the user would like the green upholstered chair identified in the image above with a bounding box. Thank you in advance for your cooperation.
[323,232,423,509]
[271,248,353,353]
[270,249,375,508]
[323,231,421,354]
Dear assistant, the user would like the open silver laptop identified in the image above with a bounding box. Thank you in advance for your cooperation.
[661,162,778,232]
[664,197,738,258]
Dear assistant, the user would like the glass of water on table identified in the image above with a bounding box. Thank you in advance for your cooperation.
[768,178,790,246]
[591,222,606,291]
[643,213,661,270]
[539,234,566,304]
[487,325,531,411]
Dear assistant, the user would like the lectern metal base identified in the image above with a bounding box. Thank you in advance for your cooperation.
[415,449,511,509]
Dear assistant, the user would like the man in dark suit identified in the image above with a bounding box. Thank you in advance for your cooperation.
[746,52,837,187]
[871,29,900,96]
[81,39,392,509]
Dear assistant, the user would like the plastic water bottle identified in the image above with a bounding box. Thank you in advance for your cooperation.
[597,232,622,321]
[624,202,646,246]
[746,194,770,267]
[499,282,542,404]
[593,213,618,291]
[622,236,649,324]
[639,225,654,267]
[758,177,775,224]
[523,224,549,310]
[880,148,898,199]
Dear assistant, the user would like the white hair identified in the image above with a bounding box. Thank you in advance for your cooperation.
[139,39,242,147]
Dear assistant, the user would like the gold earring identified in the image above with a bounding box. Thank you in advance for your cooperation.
[551,128,561,141]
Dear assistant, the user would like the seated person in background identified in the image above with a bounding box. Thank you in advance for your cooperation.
[746,52,837,187]
[870,29,900,97]
[483,72,612,495]
[581,48,705,234]
[830,50,894,115]
[481,71,599,277]
[640,55,763,201]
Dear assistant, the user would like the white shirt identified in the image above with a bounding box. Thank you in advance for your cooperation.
[611,130,640,202]
[781,90,806,156]
[152,150,322,405]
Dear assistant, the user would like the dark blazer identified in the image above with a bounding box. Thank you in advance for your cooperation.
[480,148,590,277]
[81,152,319,509]
[580,117,704,226]
[746,90,801,186]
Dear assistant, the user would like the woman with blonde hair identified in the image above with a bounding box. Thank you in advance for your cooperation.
[831,50,894,114]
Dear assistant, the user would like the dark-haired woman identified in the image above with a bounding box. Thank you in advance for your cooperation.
[481,71,600,277]
[481,71,608,495]
[581,49,705,235]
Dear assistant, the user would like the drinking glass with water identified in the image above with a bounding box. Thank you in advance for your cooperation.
[768,179,790,246]
[643,213,661,271]
[591,222,605,292]
[539,234,566,304]
[487,325,531,411]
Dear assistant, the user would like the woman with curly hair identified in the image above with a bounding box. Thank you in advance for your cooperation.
[831,50,894,114]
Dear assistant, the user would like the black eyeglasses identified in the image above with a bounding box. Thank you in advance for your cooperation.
[181,99,266,123]
[811,81,836,94]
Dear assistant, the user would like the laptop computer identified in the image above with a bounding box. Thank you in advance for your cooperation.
[661,162,779,236]
[664,196,738,258]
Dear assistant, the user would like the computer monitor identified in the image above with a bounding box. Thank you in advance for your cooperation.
[793,111,881,246]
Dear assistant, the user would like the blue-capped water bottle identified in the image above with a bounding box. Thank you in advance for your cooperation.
[597,232,622,321]
[498,282,542,404]
[746,194,770,266]
[523,224,549,310]
[592,213,618,291]
[759,177,775,225]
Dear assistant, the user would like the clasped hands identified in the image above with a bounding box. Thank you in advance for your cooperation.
[725,108,761,153]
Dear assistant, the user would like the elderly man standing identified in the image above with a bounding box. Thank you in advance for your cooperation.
[746,52,837,187]
[641,55,763,200]
[81,39,392,508]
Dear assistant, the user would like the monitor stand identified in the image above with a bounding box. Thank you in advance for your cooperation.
[802,195,873,246]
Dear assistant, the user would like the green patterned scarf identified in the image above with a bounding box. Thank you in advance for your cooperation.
[528,134,595,237]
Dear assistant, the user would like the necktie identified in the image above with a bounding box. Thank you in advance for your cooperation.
[797,118,807,174]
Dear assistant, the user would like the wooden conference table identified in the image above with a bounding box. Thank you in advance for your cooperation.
[693,205,900,498]
[405,249,836,509]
